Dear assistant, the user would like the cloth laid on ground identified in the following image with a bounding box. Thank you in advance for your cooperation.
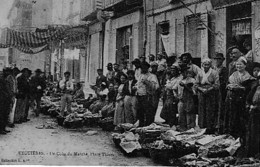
[112,132,141,153]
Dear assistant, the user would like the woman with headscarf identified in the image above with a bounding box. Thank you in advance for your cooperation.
[195,58,220,133]
[160,66,180,127]
[224,57,255,139]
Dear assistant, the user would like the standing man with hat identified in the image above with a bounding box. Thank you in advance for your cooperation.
[135,61,159,127]
[148,54,156,65]
[113,63,124,84]
[132,58,142,80]
[30,69,46,117]
[59,71,74,116]
[213,53,228,133]
[179,52,202,78]
[106,63,114,84]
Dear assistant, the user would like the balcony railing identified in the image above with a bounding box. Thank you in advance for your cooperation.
[103,0,124,9]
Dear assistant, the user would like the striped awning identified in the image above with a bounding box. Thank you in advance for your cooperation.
[0,25,87,54]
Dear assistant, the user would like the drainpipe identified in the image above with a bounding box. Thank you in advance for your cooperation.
[143,0,148,57]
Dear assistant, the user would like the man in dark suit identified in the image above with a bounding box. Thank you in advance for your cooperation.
[113,63,124,85]
[95,69,107,89]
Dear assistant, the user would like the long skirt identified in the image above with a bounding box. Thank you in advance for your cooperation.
[9,97,16,124]
[160,96,177,127]
[246,109,260,157]
[124,96,137,124]
[0,100,10,131]
[198,91,219,131]
[224,89,247,139]
[14,97,27,123]
[113,99,125,125]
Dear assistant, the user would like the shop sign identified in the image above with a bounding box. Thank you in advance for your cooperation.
[232,21,251,35]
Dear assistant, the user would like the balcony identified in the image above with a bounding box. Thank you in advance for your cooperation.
[103,0,142,12]
[103,0,124,10]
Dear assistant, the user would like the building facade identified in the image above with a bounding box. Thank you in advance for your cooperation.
[7,0,53,71]
[145,0,260,66]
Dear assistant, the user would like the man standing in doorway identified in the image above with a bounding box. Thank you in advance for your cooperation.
[59,71,74,116]
[228,47,243,77]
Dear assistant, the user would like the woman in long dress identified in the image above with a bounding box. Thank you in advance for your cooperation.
[195,59,220,133]
[160,66,180,127]
[224,57,255,139]
[113,74,127,125]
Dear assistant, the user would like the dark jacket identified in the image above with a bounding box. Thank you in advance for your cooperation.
[96,75,107,88]
[30,75,46,97]
[114,70,124,84]
[17,74,30,99]
[122,79,137,96]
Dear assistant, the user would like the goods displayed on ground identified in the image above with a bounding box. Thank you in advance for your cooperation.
[40,95,102,129]
[112,124,260,166]
[39,91,260,166]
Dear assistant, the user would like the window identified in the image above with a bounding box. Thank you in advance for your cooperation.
[227,2,252,62]
[116,26,132,64]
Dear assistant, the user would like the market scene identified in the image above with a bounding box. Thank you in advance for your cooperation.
[0,0,260,166]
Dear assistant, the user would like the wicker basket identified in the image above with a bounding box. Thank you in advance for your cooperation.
[149,147,173,165]
[57,116,65,126]
[84,117,101,127]
[63,119,83,128]
[112,137,121,148]
[99,118,115,131]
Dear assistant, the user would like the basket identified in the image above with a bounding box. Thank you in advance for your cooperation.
[99,118,115,131]
[140,144,151,157]
[64,119,83,128]
[84,117,101,127]
[57,116,65,126]
[49,109,59,118]
[149,147,174,165]
[113,137,121,148]
[41,106,52,115]
[138,130,162,144]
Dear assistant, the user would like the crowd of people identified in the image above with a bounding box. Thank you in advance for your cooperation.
[0,45,259,157]
[83,47,260,157]
[0,68,47,134]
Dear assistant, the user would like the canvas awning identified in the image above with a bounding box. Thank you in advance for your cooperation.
[211,0,254,9]
[0,25,88,54]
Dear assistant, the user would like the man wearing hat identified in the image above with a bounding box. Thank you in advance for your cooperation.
[132,58,141,80]
[95,69,107,89]
[113,63,124,84]
[179,52,202,78]
[135,61,159,127]
[139,55,146,64]
[213,53,228,133]
[106,63,114,84]
[59,71,74,116]
[121,61,128,75]
[30,69,46,117]
[148,54,156,65]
